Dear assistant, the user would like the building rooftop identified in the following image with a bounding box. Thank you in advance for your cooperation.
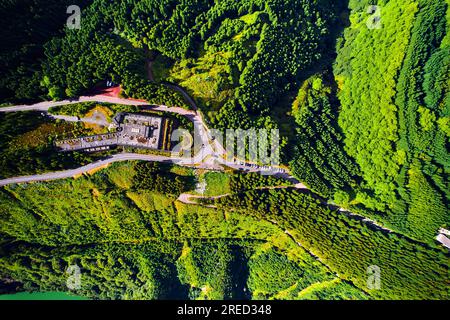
[118,114,162,149]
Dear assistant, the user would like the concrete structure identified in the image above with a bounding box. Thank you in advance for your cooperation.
[436,234,450,250]
[55,133,119,152]
[117,113,162,149]
[55,113,164,152]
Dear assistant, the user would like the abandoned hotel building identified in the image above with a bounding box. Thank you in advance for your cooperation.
[55,113,167,152]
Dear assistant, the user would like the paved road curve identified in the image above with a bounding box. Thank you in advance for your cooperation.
[0,153,174,187]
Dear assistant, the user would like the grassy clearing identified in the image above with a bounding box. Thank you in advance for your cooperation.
[126,190,175,212]
[167,52,234,111]
[239,11,262,25]
[297,279,368,300]
[85,105,114,121]
[105,162,136,189]
[170,165,194,177]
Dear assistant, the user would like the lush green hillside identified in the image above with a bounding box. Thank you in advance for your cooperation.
[1,162,446,299]
[330,0,449,242]
[282,0,450,244]
[211,189,449,300]
[0,162,365,300]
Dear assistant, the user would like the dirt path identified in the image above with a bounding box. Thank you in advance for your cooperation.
[177,184,395,235]
[144,47,155,81]
[164,82,199,111]
[146,58,155,81]
[177,184,307,206]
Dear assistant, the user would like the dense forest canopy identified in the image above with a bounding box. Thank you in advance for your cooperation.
[333,0,449,242]
[0,0,83,102]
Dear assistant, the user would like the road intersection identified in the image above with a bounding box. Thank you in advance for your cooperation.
[0,95,302,186]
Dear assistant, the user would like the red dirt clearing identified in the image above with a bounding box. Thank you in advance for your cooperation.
[126,97,147,103]
[92,85,122,97]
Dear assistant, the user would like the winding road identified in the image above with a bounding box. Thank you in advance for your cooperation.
[0,153,171,187]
